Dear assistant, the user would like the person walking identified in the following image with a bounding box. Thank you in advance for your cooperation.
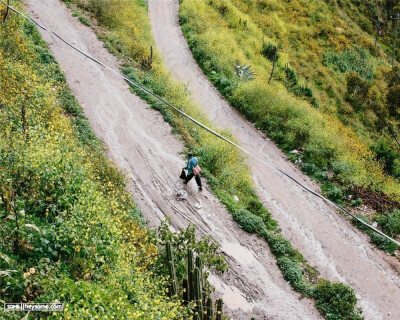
[183,152,202,191]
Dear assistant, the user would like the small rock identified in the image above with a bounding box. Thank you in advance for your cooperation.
[176,190,187,201]
[194,203,202,209]
[233,195,239,202]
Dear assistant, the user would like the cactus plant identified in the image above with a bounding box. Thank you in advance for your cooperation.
[195,255,203,286]
[216,299,223,320]
[194,267,203,317]
[164,244,224,319]
[206,297,213,320]
[166,241,173,262]
[141,46,153,70]
[168,261,178,297]
[182,278,189,305]
[188,249,194,301]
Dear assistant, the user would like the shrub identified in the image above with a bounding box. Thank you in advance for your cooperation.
[277,256,302,285]
[371,140,399,177]
[369,233,398,254]
[375,210,400,237]
[314,280,363,320]
[232,209,264,233]
[323,183,344,203]
[261,42,279,61]
[345,72,371,112]
[262,232,297,258]
[323,47,373,80]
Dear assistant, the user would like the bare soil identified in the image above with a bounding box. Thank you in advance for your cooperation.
[147,1,400,319]
[25,0,325,318]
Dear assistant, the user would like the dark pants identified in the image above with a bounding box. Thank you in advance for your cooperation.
[185,174,202,186]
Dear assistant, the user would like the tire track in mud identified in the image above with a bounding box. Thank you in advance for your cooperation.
[147,0,400,319]
[25,0,322,318]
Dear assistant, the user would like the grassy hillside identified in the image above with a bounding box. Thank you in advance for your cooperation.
[0,5,191,319]
[179,0,400,251]
[179,0,400,200]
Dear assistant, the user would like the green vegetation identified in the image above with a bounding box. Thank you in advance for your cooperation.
[178,0,400,251]
[64,0,367,317]
[314,280,363,320]
[163,239,225,320]
[353,212,399,254]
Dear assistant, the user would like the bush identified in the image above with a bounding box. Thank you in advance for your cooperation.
[323,47,373,80]
[375,210,400,237]
[261,42,279,61]
[314,280,363,320]
[232,209,264,233]
[353,214,399,254]
[261,231,297,258]
[370,233,398,255]
[371,140,399,177]
[277,256,302,285]
[323,183,344,203]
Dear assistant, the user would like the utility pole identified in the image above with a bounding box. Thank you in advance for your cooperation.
[374,15,381,55]
[390,13,400,67]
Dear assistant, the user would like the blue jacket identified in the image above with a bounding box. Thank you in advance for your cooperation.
[184,157,198,175]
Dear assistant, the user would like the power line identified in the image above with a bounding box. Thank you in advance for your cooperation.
[1,1,399,247]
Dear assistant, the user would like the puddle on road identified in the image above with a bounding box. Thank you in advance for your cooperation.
[208,274,253,312]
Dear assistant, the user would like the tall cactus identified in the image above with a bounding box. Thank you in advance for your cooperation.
[168,261,178,297]
[195,255,203,286]
[166,241,173,262]
[206,297,213,320]
[216,299,223,320]
[187,249,194,301]
[182,278,189,305]
[194,267,203,318]
[164,244,224,319]
[166,242,178,297]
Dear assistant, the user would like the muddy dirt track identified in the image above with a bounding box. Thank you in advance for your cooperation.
[147,0,400,319]
[24,0,399,319]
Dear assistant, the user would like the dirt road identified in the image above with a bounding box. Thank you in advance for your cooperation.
[147,0,400,319]
[24,0,324,318]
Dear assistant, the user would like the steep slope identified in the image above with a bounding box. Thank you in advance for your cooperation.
[24,0,322,318]
[147,0,400,319]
